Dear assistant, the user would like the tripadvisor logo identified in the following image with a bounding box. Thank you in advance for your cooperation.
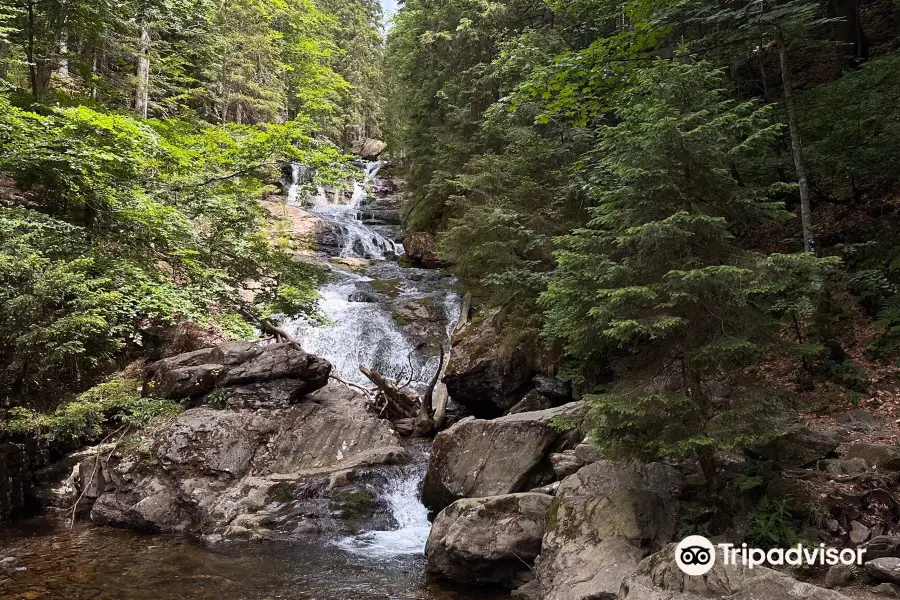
[676,535,717,576]
[675,535,866,576]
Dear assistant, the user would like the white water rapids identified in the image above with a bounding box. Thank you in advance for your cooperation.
[282,161,456,557]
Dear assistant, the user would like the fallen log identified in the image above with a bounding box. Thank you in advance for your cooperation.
[360,366,420,421]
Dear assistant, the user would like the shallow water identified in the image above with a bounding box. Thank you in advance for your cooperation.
[0,518,508,600]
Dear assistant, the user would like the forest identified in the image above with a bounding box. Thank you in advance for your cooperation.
[386,0,900,479]
[0,0,384,435]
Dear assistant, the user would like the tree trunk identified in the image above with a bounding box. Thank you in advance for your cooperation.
[831,0,869,65]
[26,0,38,99]
[57,36,69,80]
[135,21,151,118]
[416,346,445,434]
[775,27,815,253]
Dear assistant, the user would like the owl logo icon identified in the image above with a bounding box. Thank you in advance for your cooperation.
[675,535,716,576]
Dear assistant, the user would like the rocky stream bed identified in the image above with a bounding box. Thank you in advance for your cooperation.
[3,159,900,600]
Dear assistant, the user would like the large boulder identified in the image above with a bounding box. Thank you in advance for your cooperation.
[421,403,583,513]
[426,493,552,585]
[350,138,387,160]
[619,544,852,600]
[85,382,407,539]
[868,558,900,585]
[524,460,682,600]
[443,312,535,417]
[145,342,331,407]
[846,443,900,471]
[748,423,843,468]
[403,232,442,268]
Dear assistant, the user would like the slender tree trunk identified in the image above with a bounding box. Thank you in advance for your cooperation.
[57,37,69,80]
[26,0,38,99]
[775,27,815,253]
[135,21,151,118]
[0,41,9,81]
[90,46,98,100]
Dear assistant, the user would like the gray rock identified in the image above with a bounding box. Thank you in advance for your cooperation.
[149,363,223,400]
[873,583,900,597]
[85,382,406,539]
[533,460,682,600]
[821,457,869,476]
[550,450,584,479]
[533,376,572,403]
[868,558,900,585]
[850,520,871,544]
[347,291,378,303]
[403,232,442,268]
[443,311,536,418]
[825,564,853,588]
[421,403,583,513]
[620,545,852,599]
[866,536,900,560]
[840,410,885,432]
[846,443,900,471]
[573,442,603,464]
[215,343,330,389]
[350,138,386,160]
[222,379,313,409]
[146,342,331,403]
[507,390,554,415]
[749,423,843,468]
[425,493,552,584]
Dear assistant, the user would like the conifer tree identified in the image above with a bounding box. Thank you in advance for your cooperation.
[541,60,810,484]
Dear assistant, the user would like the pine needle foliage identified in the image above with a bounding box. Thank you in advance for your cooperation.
[541,60,832,479]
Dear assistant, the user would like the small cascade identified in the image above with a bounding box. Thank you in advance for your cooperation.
[298,276,424,387]
[286,163,302,205]
[336,447,432,557]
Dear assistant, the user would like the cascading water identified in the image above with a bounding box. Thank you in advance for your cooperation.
[283,160,458,556]
[336,447,433,557]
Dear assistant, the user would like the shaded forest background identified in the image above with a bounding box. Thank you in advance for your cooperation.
[384,0,900,476]
[0,0,899,483]
[0,0,385,439]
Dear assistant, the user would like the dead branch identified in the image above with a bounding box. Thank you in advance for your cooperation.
[360,366,420,422]
[68,425,128,530]
[417,345,445,434]
[329,373,376,402]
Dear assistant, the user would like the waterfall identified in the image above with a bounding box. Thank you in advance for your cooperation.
[285,160,456,557]
[286,163,302,205]
[336,447,432,557]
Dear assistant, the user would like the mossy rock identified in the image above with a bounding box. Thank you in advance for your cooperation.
[370,278,403,297]
[392,311,411,326]
[330,488,376,519]
[268,481,296,503]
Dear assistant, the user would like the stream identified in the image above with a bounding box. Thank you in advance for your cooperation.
[0,163,504,600]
